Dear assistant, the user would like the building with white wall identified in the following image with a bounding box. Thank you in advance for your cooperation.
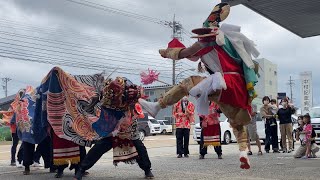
[255,58,278,100]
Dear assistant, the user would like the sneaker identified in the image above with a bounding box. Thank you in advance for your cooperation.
[199,155,205,159]
[273,150,280,153]
[16,162,23,168]
[218,155,223,159]
[258,151,263,155]
[145,169,154,179]
[287,150,292,153]
[239,151,250,169]
[247,151,253,156]
[301,156,308,159]
[32,162,43,167]
[265,150,269,153]
[184,154,189,158]
[177,154,182,158]
[138,99,161,118]
[10,162,16,166]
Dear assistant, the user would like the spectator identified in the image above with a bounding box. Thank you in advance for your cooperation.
[247,104,263,155]
[173,96,195,158]
[294,115,319,158]
[301,114,313,159]
[260,96,279,153]
[277,98,295,153]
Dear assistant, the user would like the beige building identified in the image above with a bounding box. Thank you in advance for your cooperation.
[255,58,278,100]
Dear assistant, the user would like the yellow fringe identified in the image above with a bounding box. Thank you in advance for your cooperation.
[53,157,80,166]
[204,142,221,147]
[246,82,254,91]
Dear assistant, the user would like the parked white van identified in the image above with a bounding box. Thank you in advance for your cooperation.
[310,107,320,144]
[157,120,173,134]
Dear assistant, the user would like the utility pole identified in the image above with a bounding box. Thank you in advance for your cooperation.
[164,15,183,135]
[2,77,12,97]
[165,14,182,85]
[287,76,295,103]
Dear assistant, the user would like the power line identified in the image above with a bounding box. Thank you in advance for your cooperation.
[0,54,175,78]
[0,40,172,68]
[0,48,176,76]
[0,30,170,63]
[63,0,167,26]
[0,19,165,48]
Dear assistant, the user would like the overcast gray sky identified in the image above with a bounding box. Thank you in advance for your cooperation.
[0,0,319,107]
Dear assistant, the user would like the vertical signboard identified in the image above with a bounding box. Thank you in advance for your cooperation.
[300,71,313,114]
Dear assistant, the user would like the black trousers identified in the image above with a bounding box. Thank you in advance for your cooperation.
[199,126,222,156]
[22,137,51,168]
[11,133,19,163]
[176,128,190,155]
[265,119,279,151]
[80,137,151,172]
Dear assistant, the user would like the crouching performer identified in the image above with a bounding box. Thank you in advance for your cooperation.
[74,77,153,180]
[139,2,260,169]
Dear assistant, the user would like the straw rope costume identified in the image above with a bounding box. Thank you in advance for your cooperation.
[139,2,260,169]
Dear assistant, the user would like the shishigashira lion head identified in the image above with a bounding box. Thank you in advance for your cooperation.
[102,77,142,111]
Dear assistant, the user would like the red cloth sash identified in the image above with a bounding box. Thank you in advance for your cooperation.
[203,124,221,147]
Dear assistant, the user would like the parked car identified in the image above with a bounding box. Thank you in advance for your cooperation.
[310,106,320,144]
[193,114,236,144]
[137,113,161,140]
[148,117,161,135]
[137,113,151,141]
[157,120,173,134]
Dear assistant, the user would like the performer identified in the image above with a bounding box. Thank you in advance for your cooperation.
[173,96,195,158]
[74,77,153,180]
[139,2,259,169]
[50,129,85,178]
[199,102,222,159]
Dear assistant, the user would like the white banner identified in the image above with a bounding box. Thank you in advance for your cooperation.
[300,71,313,114]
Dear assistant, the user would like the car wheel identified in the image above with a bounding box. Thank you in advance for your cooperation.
[223,131,231,144]
[162,129,167,134]
[139,130,145,141]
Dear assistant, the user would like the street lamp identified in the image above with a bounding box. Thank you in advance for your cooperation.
[175,68,196,84]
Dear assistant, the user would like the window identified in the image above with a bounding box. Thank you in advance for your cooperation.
[269,80,272,85]
[219,114,227,122]
[164,117,173,124]
[149,91,154,96]
[274,71,277,76]
[149,119,159,124]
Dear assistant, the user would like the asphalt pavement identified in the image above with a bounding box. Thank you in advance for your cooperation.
[0,135,319,180]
